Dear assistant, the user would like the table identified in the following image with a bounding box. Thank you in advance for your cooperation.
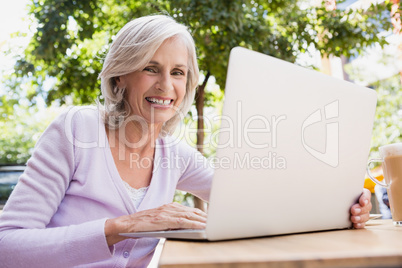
[158,219,402,268]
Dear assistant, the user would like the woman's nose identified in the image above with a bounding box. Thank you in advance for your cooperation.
[158,72,174,92]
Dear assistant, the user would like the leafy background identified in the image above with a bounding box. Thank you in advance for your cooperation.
[1,0,401,166]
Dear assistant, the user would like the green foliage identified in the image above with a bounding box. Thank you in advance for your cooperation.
[173,190,194,206]
[176,78,224,157]
[7,0,394,106]
[171,0,292,87]
[0,105,60,165]
[304,2,392,56]
[370,75,402,159]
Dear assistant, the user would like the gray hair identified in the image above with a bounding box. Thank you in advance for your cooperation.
[98,15,199,136]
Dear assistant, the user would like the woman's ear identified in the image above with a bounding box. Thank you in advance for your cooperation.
[115,76,126,89]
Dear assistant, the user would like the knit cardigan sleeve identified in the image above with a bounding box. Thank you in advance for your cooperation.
[175,140,214,202]
[0,107,113,268]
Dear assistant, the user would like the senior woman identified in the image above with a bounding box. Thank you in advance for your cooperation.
[0,15,371,267]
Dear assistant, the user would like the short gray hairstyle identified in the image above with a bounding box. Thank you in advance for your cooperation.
[98,15,199,136]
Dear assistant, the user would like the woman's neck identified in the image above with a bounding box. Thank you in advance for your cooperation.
[107,120,162,157]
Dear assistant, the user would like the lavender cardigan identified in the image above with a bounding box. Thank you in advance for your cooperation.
[0,106,213,267]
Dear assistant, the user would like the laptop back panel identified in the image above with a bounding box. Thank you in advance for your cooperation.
[205,47,377,241]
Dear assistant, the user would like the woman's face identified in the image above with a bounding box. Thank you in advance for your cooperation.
[117,37,188,127]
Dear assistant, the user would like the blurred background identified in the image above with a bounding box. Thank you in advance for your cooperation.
[0,0,401,209]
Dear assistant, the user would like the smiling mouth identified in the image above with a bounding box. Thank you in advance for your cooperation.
[145,97,173,106]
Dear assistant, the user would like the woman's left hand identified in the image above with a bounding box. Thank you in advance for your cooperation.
[350,188,372,229]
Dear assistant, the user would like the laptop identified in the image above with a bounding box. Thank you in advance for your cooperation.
[120,47,377,241]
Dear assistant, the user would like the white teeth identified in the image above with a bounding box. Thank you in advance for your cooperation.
[146,97,171,105]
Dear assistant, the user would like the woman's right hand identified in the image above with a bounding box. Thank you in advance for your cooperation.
[104,202,207,246]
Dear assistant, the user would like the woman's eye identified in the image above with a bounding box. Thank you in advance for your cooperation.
[144,67,157,73]
[172,70,185,76]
